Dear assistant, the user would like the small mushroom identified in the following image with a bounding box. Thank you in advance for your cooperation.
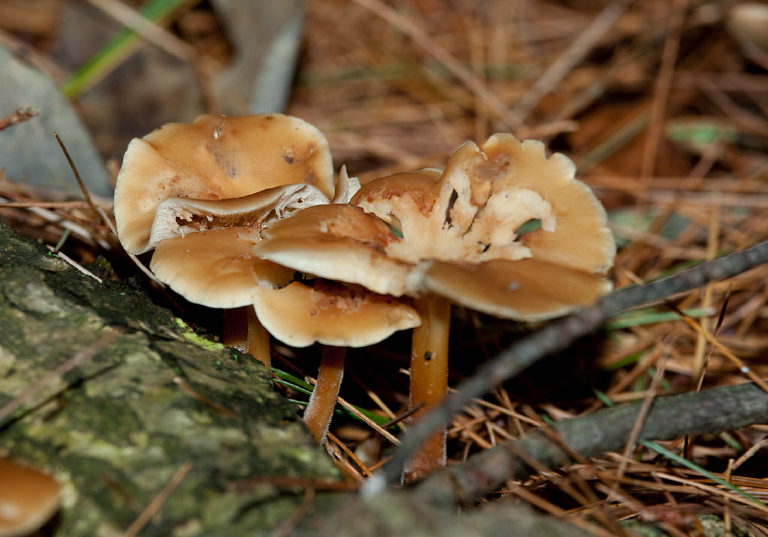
[0,457,61,537]
[251,279,420,443]
[254,134,615,480]
[251,203,422,442]
[114,114,336,255]
[114,114,339,365]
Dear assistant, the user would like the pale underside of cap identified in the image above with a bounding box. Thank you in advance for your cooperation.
[150,227,295,309]
[252,280,421,347]
[253,204,413,297]
[148,182,330,251]
[424,258,613,321]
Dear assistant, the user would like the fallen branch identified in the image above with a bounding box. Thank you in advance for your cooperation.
[414,381,768,506]
[0,107,39,131]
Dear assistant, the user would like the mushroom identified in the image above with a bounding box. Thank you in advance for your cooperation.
[248,204,422,443]
[251,278,420,443]
[114,113,339,365]
[253,134,616,480]
[114,114,337,255]
[0,457,61,537]
[113,114,418,443]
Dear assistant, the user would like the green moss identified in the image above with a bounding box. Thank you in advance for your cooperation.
[697,514,754,537]
[64,394,143,446]
[175,317,226,351]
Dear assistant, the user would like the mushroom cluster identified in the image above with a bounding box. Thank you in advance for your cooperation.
[254,134,616,480]
[114,115,615,477]
[114,114,421,443]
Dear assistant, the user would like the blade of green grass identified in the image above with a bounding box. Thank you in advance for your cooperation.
[271,367,313,392]
[642,439,765,507]
[602,307,713,331]
[272,367,392,426]
[62,0,190,98]
[602,349,647,372]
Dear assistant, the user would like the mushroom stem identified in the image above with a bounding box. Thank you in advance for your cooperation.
[246,307,272,367]
[403,293,451,483]
[223,307,272,367]
[304,345,347,444]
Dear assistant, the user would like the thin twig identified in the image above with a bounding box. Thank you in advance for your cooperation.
[0,107,39,131]
[617,344,670,480]
[46,245,103,283]
[694,286,731,392]
[671,306,768,393]
[122,461,193,537]
[639,0,688,179]
[327,431,372,478]
[85,0,194,61]
[271,487,316,537]
[53,132,99,215]
[0,201,91,209]
[94,202,166,286]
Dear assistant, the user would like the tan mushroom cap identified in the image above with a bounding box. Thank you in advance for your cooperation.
[465,134,616,274]
[254,204,413,297]
[150,226,294,309]
[424,258,613,321]
[115,114,335,254]
[251,280,421,347]
[353,134,614,317]
[0,457,61,537]
[353,136,614,275]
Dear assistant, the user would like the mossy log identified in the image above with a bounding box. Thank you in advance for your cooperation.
[0,222,340,535]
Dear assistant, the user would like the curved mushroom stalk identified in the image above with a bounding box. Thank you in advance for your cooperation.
[303,345,347,444]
